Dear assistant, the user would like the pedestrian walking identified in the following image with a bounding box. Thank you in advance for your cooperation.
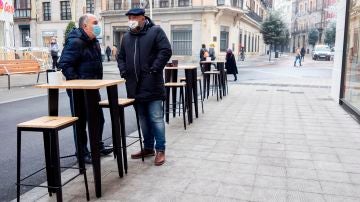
[111,45,118,61]
[225,48,238,81]
[209,43,216,61]
[50,37,59,69]
[117,8,172,166]
[301,47,306,62]
[58,13,113,164]
[105,46,111,62]
[294,48,302,67]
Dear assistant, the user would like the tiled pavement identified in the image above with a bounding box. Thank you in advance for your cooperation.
[16,78,360,202]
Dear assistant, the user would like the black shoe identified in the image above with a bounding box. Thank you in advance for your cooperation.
[100,147,113,156]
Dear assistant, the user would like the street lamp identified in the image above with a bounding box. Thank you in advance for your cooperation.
[315,22,324,44]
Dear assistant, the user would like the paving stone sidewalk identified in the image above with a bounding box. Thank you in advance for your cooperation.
[16,79,360,202]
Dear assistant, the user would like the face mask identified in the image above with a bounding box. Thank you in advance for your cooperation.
[128,20,139,30]
[93,24,101,37]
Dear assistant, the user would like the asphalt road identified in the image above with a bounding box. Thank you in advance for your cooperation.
[0,56,334,201]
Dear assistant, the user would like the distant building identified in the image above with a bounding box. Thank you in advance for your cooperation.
[0,0,15,47]
[101,0,269,62]
[272,0,292,52]
[291,0,336,52]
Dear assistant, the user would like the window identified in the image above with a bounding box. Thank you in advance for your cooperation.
[244,33,247,52]
[250,0,255,11]
[20,27,30,47]
[60,1,71,20]
[86,0,94,14]
[248,35,250,52]
[43,2,51,21]
[114,0,122,9]
[171,25,192,55]
[342,0,360,111]
[160,0,169,8]
[218,0,225,6]
[252,35,254,52]
[14,0,31,18]
[220,26,229,52]
[178,0,189,7]
[132,0,141,8]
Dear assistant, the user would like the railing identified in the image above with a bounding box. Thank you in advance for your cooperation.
[14,9,31,19]
[246,10,263,23]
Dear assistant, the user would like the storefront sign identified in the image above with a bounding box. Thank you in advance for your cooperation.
[0,0,14,14]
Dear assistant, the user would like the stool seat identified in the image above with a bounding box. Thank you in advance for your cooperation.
[17,116,78,129]
[99,98,135,107]
[179,76,202,81]
[204,71,220,74]
[165,82,186,87]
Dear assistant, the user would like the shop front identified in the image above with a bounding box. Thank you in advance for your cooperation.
[341,0,360,116]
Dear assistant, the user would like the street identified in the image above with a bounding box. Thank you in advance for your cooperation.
[0,55,334,201]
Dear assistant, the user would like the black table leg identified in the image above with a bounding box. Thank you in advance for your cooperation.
[106,85,124,178]
[46,89,59,195]
[191,69,198,118]
[119,106,127,174]
[84,89,102,198]
[185,70,193,124]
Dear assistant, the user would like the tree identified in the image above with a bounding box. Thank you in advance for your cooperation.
[308,28,319,47]
[261,11,288,61]
[324,22,336,47]
[64,21,76,43]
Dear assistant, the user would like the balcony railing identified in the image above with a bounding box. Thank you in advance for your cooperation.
[217,0,243,8]
[14,9,31,19]
[246,10,263,23]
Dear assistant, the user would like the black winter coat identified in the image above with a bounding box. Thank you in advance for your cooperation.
[117,17,172,102]
[226,53,238,75]
[59,28,103,80]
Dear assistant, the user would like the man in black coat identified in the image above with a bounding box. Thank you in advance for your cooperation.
[59,14,113,164]
[117,8,172,166]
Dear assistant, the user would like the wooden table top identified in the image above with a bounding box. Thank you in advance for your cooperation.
[35,79,125,89]
[165,65,197,70]
[200,60,226,63]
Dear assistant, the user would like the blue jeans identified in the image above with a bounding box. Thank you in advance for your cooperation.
[136,100,166,151]
[294,56,301,66]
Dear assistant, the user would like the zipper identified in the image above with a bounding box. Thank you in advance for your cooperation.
[134,37,139,82]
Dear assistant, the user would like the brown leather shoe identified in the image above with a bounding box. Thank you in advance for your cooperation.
[131,149,155,159]
[154,151,165,166]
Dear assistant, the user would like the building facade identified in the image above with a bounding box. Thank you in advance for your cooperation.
[13,0,104,49]
[0,0,15,48]
[101,0,269,62]
[291,0,336,53]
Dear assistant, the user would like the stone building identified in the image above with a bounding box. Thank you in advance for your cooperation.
[291,0,336,52]
[101,0,269,62]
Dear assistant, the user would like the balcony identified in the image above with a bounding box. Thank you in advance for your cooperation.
[246,10,263,23]
[14,9,31,19]
[217,0,243,9]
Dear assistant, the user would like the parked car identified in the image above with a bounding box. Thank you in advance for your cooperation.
[312,45,332,61]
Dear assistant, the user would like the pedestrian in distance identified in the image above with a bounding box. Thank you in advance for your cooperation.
[50,37,59,69]
[200,44,209,62]
[209,43,216,61]
[111,45,118,61]
[105,46,111,62]
[225,48,238,81]
[301,47,306,62]
[58,13,113,164]
[117,8,172,166]
[294,47,302,67]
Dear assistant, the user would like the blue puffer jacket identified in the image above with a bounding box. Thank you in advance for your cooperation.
[117,17,172,102]
[59,28,103,80]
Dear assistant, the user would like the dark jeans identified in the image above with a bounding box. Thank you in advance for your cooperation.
[66,89,105,158]
[136,100,166,151]
[106,54,110,62]
[52,56,58,69]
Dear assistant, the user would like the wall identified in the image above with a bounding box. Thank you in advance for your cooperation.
[331,0,346,100]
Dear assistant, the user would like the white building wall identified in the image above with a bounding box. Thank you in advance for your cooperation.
[331,0,346,100]
[0,0,14,47]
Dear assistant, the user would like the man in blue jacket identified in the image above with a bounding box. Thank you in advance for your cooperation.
[117,8,172,166]
[59,14,113,164]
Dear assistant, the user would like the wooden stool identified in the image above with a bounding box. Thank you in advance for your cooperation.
[16,116,90,202]
[180,76,204,114]
[99,98,144,174]
[164,82,187,130]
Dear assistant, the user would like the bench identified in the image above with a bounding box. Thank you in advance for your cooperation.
[0,60,48,89]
